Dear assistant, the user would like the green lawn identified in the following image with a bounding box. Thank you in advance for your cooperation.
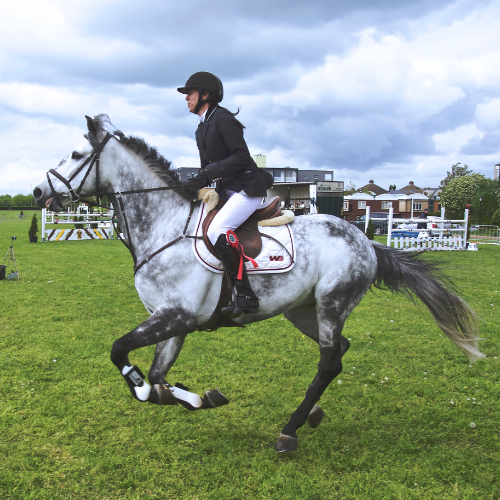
[1,211,499,499]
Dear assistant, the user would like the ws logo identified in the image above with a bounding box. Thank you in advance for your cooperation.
[269,256,284,262]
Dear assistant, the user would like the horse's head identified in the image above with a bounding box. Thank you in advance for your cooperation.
[34,115,113,211]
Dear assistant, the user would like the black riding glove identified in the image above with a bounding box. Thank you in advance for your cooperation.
[188,169,209,188]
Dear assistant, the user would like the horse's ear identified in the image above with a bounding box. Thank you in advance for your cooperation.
[85,115,97,135]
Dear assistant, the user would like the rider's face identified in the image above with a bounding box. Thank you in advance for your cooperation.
[186,90,199,114]
[185,89,210,115]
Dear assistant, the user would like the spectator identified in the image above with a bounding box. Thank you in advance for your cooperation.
[417,208,429,229]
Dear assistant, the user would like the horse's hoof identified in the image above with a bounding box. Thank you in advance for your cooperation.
[148,384,178,405]
[307,404,324,429]
[203,389,229,408]
[274,433,299,453]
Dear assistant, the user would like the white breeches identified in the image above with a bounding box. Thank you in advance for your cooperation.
[207,190,268,245]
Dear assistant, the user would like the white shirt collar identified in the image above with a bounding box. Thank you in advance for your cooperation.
[199,109,208,123]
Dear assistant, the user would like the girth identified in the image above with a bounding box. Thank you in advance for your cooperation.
[201,196,282,259]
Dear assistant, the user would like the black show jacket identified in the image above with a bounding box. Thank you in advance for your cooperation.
[196,105,273,197]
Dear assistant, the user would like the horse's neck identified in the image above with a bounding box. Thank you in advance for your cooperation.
[104,144,194,258]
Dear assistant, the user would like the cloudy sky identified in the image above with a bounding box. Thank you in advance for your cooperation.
[1,0,500,196]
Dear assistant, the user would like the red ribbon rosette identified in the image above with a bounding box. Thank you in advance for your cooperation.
[226,230,258,279]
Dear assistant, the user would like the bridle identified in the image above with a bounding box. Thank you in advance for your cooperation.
[46,132,116,208]
[46,130,198,274]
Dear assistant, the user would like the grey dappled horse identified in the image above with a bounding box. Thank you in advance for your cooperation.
[34,115,484,453]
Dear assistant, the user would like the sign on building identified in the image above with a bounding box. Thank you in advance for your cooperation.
[316,181,344,193]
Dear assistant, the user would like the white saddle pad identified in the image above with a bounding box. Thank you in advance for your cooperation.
[192,202,296,274]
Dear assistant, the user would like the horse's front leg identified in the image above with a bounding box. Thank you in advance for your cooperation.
[110,307,198,404]
[110,307,229,410]
[147,334,230,410]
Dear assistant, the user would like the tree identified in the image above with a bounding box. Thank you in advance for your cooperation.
[469,178,500,225]
[0,194,12,207]
[344,179,356,195]
[388,184,396,191]
[491,208,500,226]
[439,162,473,191]
[28,214,39,237]
[365,219,374,240]
[12,193,34,207]
[440,174,484,220]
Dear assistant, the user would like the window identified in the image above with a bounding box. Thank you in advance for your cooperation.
[358,201,366,209]
[314,175,318,180]
[381,201,392,210]
[343,201,349,211]
[413,202,422,211]
[273,170,284,182]
[285,170,296,182]
[325,174,332,181]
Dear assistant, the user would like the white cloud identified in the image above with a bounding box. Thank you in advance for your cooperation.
[475,98,500,131]
[0,114,84,193]
[1,0,500,194]
[0,0,140,63]
[433,124,483,154]
[0,83,161,125]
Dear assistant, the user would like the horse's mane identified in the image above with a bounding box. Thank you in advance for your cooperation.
[93,114,198,201]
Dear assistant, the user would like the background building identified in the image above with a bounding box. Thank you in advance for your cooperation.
[177,154,343,216]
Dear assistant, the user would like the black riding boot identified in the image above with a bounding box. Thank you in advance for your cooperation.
[213,233,259,318]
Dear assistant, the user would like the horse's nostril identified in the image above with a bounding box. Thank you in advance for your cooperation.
[33,187,43,200]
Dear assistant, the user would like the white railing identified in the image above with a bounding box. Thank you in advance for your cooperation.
[392,235,465,251]
[468,225,500,245]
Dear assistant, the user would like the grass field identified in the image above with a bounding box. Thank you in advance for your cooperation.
[1,211,499,499]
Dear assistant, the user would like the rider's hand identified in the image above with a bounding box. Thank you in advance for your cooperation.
[187,169,209,188]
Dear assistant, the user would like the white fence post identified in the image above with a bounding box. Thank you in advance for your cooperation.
[464,208,469,248]
[387,206,393,247]
[440,207,445,242]
[41,208,46,242]
[365,205,370,234]
[110,212,114,238]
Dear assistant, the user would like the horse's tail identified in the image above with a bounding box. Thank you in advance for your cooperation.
[371,242,485,362]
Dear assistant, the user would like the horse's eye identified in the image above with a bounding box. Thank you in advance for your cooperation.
[72,151,83,160]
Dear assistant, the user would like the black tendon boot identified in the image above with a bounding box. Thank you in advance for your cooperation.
[213,234,259,318]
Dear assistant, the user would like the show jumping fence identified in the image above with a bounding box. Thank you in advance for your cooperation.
[41,206,114,242]
[350,206,471,251]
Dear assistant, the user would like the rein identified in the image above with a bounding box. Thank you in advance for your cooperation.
[47,130,198,274]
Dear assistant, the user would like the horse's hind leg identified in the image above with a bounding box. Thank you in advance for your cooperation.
[277,307,350,452]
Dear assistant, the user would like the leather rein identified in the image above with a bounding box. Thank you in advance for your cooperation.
[46,131,198,275]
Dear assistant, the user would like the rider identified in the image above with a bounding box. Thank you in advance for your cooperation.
[178,71,273,317]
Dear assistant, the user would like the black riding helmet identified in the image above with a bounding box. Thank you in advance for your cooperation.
[177,71,223,113]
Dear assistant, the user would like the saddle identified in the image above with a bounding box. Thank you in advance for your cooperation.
[202,196,282,259]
